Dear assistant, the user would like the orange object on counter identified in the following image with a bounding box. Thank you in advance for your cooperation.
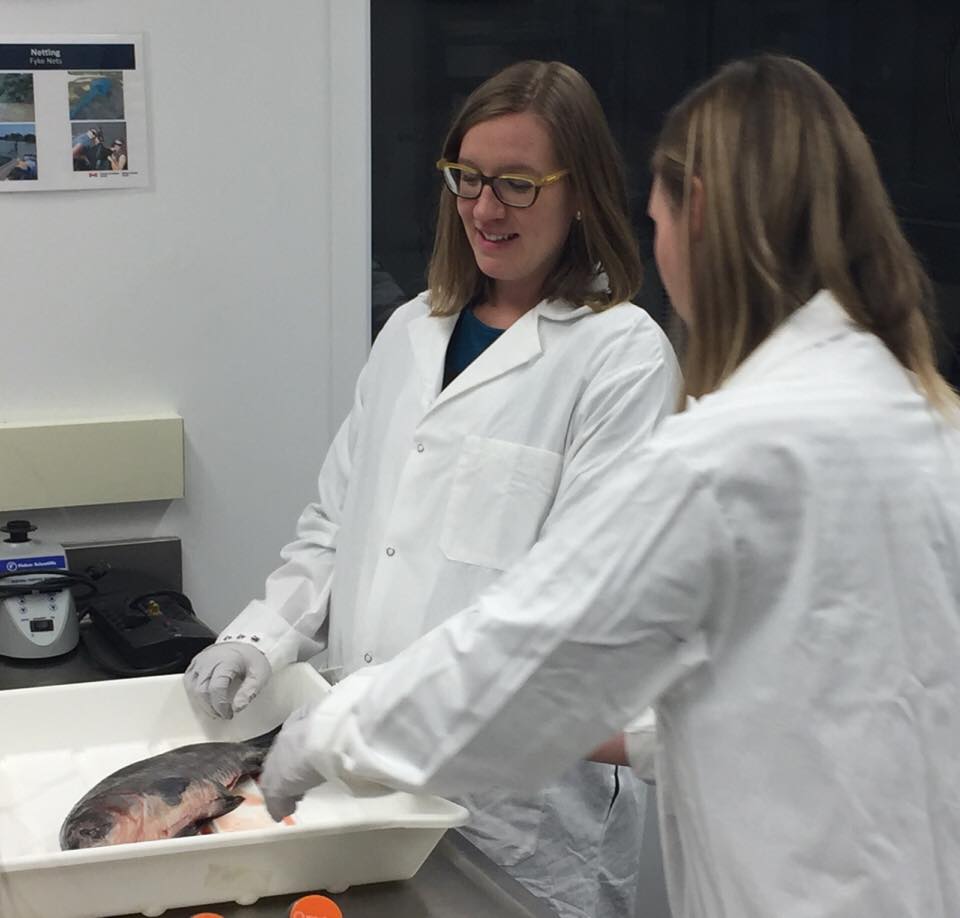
[189,913,224,918]
[289,893,343,918]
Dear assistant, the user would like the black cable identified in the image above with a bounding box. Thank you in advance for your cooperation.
[0,568,98,602]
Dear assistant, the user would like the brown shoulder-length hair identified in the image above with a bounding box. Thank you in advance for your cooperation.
[427,60,642,315]
[652,53,959,415]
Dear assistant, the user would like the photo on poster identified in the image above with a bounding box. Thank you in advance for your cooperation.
[71,120,127,172]
[0,73,34,121]
[68,70,124,120]
[0,122,37,180]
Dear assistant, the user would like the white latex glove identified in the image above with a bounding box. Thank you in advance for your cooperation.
[259,703,326,820]
[183,641,272,720]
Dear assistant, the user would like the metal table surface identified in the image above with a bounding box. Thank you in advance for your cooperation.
[0,646,558,918]
[0,625,115,690]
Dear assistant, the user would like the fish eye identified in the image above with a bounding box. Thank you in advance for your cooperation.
[65,813,111,847]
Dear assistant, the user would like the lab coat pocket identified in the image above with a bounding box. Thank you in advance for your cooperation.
[440,435,562,570]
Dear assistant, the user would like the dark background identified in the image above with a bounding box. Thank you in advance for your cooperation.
[371,0,960,385]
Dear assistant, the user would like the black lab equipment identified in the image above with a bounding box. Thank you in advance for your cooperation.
[79,567,216,677]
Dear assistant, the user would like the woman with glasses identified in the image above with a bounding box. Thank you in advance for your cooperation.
[259,55,960,917]
[186,60,680,917]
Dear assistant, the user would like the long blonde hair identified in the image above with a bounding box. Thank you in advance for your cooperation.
[652,54,958,414]
[427,60,642,315]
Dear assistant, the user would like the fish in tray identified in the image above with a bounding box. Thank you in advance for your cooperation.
[60,727,281,849]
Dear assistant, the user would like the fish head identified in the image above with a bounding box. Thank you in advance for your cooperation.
[61,806,116,850]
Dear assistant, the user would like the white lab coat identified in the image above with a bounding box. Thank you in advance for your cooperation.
[283,291,960,918]
[225,292,682,917]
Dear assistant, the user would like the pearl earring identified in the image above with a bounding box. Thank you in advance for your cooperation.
[575,210,582,222]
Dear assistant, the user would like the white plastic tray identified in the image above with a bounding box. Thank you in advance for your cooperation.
[0,664,468,918]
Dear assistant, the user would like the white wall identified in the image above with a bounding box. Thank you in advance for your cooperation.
[1,1,371,629]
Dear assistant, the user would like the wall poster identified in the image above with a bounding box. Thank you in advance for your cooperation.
[0,34,147,192]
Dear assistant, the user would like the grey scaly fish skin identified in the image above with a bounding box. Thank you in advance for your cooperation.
[60,729,279,850]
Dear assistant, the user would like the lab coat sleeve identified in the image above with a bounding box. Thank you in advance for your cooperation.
[288,443,738,798]
[536,314,675,784]
[221,361,370,671]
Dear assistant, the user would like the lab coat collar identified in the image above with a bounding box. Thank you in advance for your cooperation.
[407,310,458,401]
[723,289,855,390]
[434,303,544,407]
[537,298,594,321]
[406,298,588,411]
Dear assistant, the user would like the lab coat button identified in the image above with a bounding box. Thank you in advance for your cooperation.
[363,652,373,663]
[416,443,425,453]
[386,546,396,557]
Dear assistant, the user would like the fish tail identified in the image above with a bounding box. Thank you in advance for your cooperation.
[239,725,284,773]
[246,724,283,749]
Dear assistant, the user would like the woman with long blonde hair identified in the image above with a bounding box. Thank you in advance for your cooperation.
[259,55,960,916]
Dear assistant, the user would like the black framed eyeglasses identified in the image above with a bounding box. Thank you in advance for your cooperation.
[436,159,569,209]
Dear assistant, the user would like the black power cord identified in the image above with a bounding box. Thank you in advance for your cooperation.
[0,568,100,602]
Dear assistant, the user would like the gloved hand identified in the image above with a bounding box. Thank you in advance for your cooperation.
[183,641,272,720]
[259,703,326,820]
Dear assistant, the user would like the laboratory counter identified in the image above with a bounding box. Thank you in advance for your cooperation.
[0,644,558,918]
[0,624,123,690]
